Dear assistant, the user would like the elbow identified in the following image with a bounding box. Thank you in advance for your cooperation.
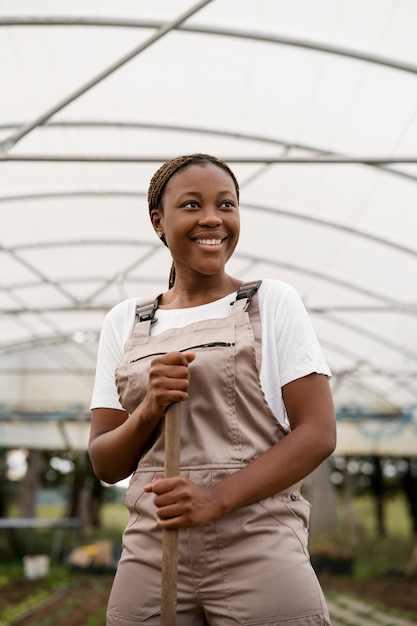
[88,444,116,485]
[319,425,337,462]
[98,474,121,486]
[88,448,107,483]
[88,444,134,485]
[89,458,127,485]
[323,436,337,461]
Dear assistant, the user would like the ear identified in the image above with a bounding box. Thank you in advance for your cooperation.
[150,209,163,233]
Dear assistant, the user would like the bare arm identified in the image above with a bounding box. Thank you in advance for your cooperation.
[146,372,336,526]
[88,351,196,483]
[214,372,336,510]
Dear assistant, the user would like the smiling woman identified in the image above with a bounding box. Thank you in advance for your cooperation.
[147,153,241,291]
[88,153,336,625]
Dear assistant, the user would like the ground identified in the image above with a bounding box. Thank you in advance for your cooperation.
[0,573,112,625]
[0,573,416,625]
[320,574,417,614]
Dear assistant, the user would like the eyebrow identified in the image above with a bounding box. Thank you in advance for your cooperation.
[178,189,236,200]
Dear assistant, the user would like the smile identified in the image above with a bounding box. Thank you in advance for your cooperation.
[195,238,223,245]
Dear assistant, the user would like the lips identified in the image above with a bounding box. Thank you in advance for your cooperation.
[194,238,223,245]
[192,232,227,246]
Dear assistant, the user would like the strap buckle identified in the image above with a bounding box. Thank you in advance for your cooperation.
[136,296,160,323]
[235,280,262,303]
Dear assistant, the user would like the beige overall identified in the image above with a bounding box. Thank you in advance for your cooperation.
[107,282,331,625]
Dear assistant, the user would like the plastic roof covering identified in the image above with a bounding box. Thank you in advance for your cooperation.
[1,0,417,452]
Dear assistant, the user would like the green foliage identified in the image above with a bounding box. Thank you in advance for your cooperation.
[84,605,108,626]
[0,589,50,626]
[0,565,73,625]
[310,492,415,581]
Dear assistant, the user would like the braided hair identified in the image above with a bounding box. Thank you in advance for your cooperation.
[148,154,240,288]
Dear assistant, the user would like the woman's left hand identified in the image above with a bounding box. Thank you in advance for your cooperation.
[144,476,222,528]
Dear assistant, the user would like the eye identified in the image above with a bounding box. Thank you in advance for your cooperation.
[183,200,200,209]
[220,200,235,209]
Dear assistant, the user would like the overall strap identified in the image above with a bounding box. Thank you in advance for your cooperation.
[134,295,161,336]
[230,280,263,370]
[234,280,262,311]
[134,282,263,367]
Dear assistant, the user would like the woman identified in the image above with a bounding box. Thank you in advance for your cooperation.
[89,153,336,625]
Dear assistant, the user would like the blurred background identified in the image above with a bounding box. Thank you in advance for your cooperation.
[1,1,417,623]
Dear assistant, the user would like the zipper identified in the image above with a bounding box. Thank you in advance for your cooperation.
[129,341,234,364]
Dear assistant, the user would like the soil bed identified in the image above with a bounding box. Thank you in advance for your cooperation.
[321,574,417,614]
[0,574,416,625]
[0,573,112,626]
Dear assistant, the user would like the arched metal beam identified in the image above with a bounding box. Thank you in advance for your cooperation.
[81,244,163,304]
[1,303,407,315]
[321,313,417,363]
[0,243,82,305]
[0,1,214,151]
[1,154,416,164]
[1,16,417,76]
[240,201,417,260]
[2,308,414,363]
[0,239,162,347]
[3,320,415,409]
[2,239,417,315]
[321,336,417,407]
[1,12,416,154]
[2,310,415,410]
[2,191,416,261]
[1,120,416,184]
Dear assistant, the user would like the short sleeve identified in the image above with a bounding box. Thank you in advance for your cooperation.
[90,298,137,410]
[258,279,331,426]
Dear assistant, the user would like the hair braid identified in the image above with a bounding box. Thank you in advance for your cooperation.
[147,154,239,288]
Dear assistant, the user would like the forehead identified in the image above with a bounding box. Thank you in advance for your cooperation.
[164,163,237,196]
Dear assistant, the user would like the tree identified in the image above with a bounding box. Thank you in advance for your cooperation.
[0,448,13,517]
[307,459,339,535]
[403,458,417,537]
[66,451,105,539]
[19,449,41,518]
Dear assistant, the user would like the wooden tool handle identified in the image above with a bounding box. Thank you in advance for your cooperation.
[160,402,181,626]
[163,402,181,478]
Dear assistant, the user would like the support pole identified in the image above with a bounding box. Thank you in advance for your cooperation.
[160,402,181,626]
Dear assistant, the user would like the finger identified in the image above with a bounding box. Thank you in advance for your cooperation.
[183,351,196,364]
[143,476,164,493]
[157,514,186,529]
[157,351,193,366]
[157,503,182,520]
[144,477,177,495]
[149,363,191,387]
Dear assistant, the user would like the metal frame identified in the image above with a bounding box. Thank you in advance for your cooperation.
[1,4,417,424]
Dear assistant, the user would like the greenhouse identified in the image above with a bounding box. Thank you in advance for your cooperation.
[1,0,417,455]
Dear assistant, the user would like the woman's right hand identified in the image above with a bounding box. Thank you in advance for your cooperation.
[89,350,196,483]
[142,350,196,420]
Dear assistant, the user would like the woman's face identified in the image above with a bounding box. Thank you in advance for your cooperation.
[152,163,240,280]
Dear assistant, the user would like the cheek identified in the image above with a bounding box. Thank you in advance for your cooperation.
[231,216,240,238]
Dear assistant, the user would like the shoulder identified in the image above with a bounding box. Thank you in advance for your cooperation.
[257,279,315,337]
[99,297,140,347]
[103,297,138,330]
[258,278,305,311]
[105,297,138,320]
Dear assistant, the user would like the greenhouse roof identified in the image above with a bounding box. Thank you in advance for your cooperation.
[1,1,417,451]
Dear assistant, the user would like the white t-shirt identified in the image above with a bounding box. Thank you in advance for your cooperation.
[90,279,330,428]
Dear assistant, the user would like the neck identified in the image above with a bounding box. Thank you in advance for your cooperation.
[159,274,242,309]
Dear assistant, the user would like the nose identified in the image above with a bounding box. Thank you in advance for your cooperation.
[198,205,222,226]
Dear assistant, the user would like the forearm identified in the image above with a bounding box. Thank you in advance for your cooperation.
[89,352,196,484]
[89,407,161,483]
[212,422,335,516]
[149,419,336,530]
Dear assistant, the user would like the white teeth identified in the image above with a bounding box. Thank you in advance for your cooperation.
[195,238,222,245]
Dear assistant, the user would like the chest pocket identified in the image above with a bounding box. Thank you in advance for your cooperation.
[117,320,237,418]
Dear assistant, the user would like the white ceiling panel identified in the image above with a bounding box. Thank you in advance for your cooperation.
[1,0,417,452]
